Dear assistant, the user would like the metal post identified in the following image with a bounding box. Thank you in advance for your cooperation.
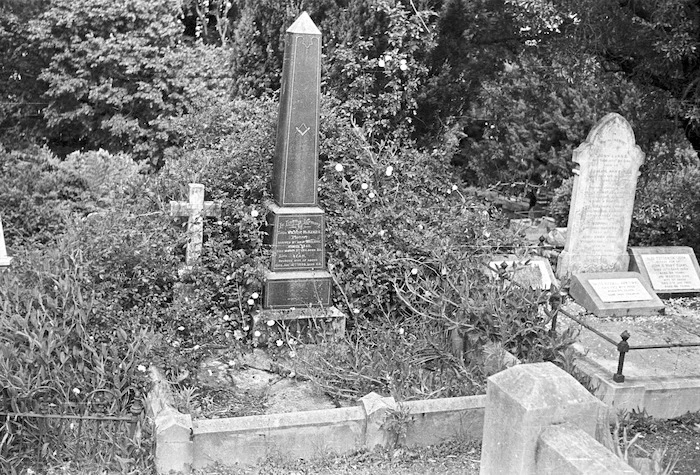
[613,330,630,383]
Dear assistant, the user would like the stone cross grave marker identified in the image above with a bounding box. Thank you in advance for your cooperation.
[170,183,221,267]
[0,214,12,267]
[557,113,645,279]
[263,12,332,309]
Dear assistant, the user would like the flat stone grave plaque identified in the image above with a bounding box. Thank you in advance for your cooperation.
[488,256,557,290]
[629,247,700,295]
[268,204,325,271]
[569,272,664,317]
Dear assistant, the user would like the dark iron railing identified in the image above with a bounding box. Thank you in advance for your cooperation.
[0,391,143,471]
[552,306,700,383]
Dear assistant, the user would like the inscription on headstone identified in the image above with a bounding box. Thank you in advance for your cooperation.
[569,272,664,317]
[557,113,645,279]
[629,246,700,294]
[642,254,700,290]
[588,278,653,302]
[270,208,325,271]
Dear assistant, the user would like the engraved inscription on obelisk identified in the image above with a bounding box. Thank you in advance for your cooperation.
[272,12,321,207]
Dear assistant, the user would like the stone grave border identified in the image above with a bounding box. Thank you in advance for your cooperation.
[148,363,653,474]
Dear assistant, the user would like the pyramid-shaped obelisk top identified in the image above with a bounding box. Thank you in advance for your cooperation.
[287,11,321,35]
[272,11,322,207]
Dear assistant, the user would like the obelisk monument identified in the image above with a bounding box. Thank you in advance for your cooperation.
[263,12,332,309]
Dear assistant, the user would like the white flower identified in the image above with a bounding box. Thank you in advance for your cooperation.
[398,328,405,335]
[378,230,386,238]
[385,54,393,62]
[418,224,424,230]
[335,163,344,172]
[385,166,393,176]
[399,60,408,71]
[233,330,243,340]
[451,184,458,191]
[172,340,180,348]
[411,268,419,275]
[378,58,385,68]
[368,192,376,199]
[243,325,250,331]
[223,314,230,321]
[361,182,369,190]
[193,345,200,351]
[226,275,233,281]
[251,292,259,299]
[254,330,261,337]
[228,360,236,367]
[483,230,491,238]
[441,267,448,275]
[266,319,275,327]
[353,308,360,314]
[276,339,284,347]
[178,326,185,331]
[289,350,297,358]
[247,299,255,306]
[250,209,259,218]
[72,388,81,395]
[137,364,147,372]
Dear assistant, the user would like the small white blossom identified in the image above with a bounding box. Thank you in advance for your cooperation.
[353,308,360,314]
[335,163,344,172]
[385,166,393,176]
[361,182,369,190]
[234,330,243,340]
[254,330,262,337]
[276,339,284,347]
[247,299,255,306]
[172,340,180,348]
[378,58,386,68]
[398,328,405,335]
[178,326,185,331]
[451,184,458,191]
[223,314,230,321]
[368,192,376,199]
[137,364,147,372]
[193,345,200,351]
[441,268,448,275]
[251,292,259,299]
[385,54,393,62]
[250,209,259,218]
[399,60,408,71]
[72,388,81,395]
[243,325,250,331]
[378,230,386,238]
[228,360,236,367]
[411,268,419,275]
[266,319,275,327]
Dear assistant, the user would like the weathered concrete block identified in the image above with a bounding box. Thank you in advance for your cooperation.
[155,407,193,474]
[359,391,397,449]
[537,424,638,474]
[480,362,607,475]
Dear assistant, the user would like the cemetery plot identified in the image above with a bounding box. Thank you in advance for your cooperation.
[569,272,664,317]
[629,246,700,295]
[170,183,222,267]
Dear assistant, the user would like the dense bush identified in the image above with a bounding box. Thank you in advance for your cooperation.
[631,164,700,255]
[0,146,94,248]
